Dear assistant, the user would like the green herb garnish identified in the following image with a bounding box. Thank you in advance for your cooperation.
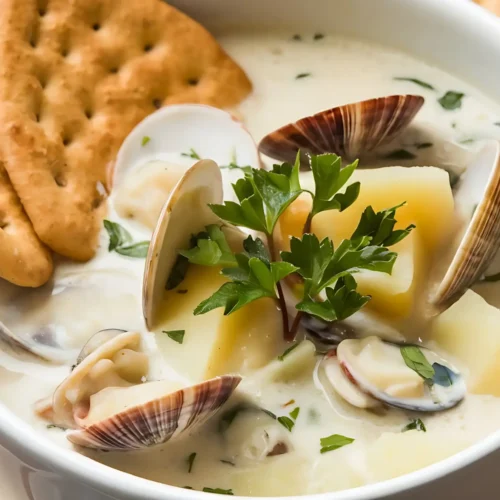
[141,136,150,146]
[289,407,300,420]
[164,330,185,344]
[203,488,234,495]
[393,77,435,90]
[277,416,295,432]
[320,434,354,453]
[292,34,302,41]
[187,452,196,473]
[432,363,455,387]
[182,148,201,159]
[296,73,311,79]
[103,220,149,258]
[313,33,325,40]
[278,342,301,361]
[166,255,189,290]
[438,91,464,110]
[174,152,413,340]
[220,460,235,466]
[459,138,475,145]
[384,149,417,160]
[400,345,435,381]
[402,418,426,432]
[46,424,65,430]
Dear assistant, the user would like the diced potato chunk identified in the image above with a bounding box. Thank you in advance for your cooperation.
[156,265,283,382]
[114,161,185,230]
[367,431,472,482]
[431,289,500,396]
[278,167,454,317]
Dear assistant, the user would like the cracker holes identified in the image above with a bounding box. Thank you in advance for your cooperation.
[144,43,153,53]
[187,77,199,86]
[91,197,103,210]
[53,173,67,188]
[152,98,162,109]
[38,7,46,17]
[109,66,119,74]
[62,135,72,147]
[84,108,93,120]
[92,23,101,31]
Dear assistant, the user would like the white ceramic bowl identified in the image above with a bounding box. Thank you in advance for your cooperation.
[2,0,500,498]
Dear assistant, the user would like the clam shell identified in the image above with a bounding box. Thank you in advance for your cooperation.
[432,140,500,305]
[258,95,424,165]
[51,331,143,429]
[143,159,230,329]
[67,375,241,451]
[111,104,260,194]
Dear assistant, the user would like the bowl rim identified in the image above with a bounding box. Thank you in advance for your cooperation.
[2,0,500,499]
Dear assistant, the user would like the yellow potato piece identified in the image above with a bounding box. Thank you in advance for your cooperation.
[367,430,472,482]
[156,265,283,382]
[278,167,454,317]
[431,289,500,396]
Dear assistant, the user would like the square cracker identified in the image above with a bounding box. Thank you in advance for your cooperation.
[0,0,252,261]
[474,0,500,15]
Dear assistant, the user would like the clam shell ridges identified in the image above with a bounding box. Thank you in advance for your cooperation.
[67,375,241,451]
[258,95,424,163]
[437,159,500,304]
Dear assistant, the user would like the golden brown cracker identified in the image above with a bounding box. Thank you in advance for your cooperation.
[0,164,53,286]
[474,0,500,15]
[0,0,251,261]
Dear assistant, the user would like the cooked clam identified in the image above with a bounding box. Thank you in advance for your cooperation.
[0,270,140,364]
[431,140,500,306]
[142,159,245,329]
[112,103,260,195]
[320,336,465,412]
[258,95,424,165]
[43,330,240,451]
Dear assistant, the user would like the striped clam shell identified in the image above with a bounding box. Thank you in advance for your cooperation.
[67,375,241,451]
[432,140,500,306]
[258,95,424,165]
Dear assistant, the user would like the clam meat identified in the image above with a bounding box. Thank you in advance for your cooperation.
[319,336,466,412]
[41,330,241,451]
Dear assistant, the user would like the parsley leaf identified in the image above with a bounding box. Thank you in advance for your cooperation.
[277,416,295,431]
[402,418,426,432]
[310,154,360,216]
[164,330,185,344]
[220,162,253,174]
[393,77,435,90]
[187,452,196,473]
[115,241,149,258]
[320,434,354,453]
[278,342,301,361]
[289,407,300,420]
[203,488,234,495]
[193,237,297,316]
[432,363,456,387]
[296,72,311,79]
[351,203,415,247]
[180,225,236,267]
[182,148,201,159]
[141,136,151,146]
[438,91,464,111]
[166,255,189,290]
[103,220,149,258]
[210,155,302,235]
[400,346,435,380]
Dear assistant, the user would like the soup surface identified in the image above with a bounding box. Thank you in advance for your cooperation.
[2,30,500,497]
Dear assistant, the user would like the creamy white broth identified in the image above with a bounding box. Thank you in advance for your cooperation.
[0,30,500,497]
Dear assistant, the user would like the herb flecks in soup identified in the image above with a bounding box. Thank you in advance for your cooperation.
[2,31,500,498]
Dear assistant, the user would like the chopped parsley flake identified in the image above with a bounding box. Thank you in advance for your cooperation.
[203,488,234,495]
[402,418,426,432]
[277,416,295,432]
[289,407,300,420]
[320,434,354,453]
[187,452,196,473]
[296,72,311,79]
[182,148,201,159]
[163,330,185,344]
[278,342,301,361]
[141,136,151,146]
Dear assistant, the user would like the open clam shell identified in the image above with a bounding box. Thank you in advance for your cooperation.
[111,104,260,193]
[258,95,424,165]
[142,159,245,329]
[67,375,241,451]
[325,336,466,412]
[431,140,500,306]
